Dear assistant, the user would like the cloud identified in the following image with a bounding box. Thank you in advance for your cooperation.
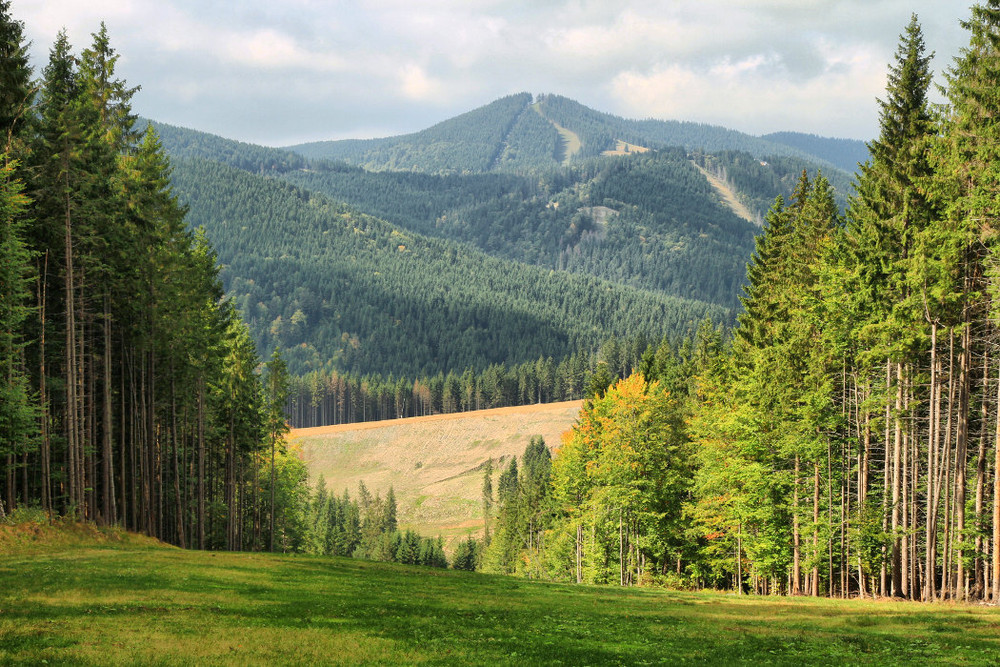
[609,35,886,137]
[14,0,973,145]
[398,63,448,102]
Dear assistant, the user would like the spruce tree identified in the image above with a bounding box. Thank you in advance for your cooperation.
[941,0,1000,603]
[0,0,32,154]
[0,160,35,512]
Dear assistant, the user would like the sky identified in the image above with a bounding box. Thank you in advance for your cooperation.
[16,1,972,147]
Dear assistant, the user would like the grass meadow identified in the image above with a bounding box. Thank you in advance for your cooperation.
[2,522,1000,665]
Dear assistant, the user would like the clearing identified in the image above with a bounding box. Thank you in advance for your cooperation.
[3,527,999,665]
[291,400,583,546]
[532,103,581,165]
[601,139,651,156]
[691,160,759,224]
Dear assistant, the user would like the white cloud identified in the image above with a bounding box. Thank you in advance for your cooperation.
[12,0,974,144]
[398,63,448,102]
[610,35,886,138]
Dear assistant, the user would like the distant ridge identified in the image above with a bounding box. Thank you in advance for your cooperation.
[285,92,860,177]
[761,131,869,174]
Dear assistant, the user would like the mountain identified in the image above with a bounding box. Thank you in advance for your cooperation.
[150,94,857,378]
[153,119,842,312]
[761,131,870,173]
[286,93,547,173]
[286,93,862,178]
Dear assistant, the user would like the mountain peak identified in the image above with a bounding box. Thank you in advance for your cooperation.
[284,94,864,177]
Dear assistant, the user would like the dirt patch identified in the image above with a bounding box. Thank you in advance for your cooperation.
[532,103,581,165]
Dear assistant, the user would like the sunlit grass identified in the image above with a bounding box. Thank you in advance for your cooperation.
[2,525,1000,665]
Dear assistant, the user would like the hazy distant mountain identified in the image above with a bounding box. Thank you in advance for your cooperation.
[761,131,869,173]
[285,93,859,177]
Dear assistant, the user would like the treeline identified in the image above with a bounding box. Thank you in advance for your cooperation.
[471,12,1000,603]
[0,8,304,552]
[286,335,660,428]
[306,480,447,567]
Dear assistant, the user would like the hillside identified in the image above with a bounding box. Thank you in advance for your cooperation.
[761,131,869,173]
[293,401,583,546]
[276,147,759,307]
[286,92,553,174]
[154,120,830,313]
[171,158,728,376]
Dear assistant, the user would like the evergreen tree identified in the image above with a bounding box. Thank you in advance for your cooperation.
[0,160,35,511]
[0,0,32,154]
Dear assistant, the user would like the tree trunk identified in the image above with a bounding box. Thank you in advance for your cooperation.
[198,376,206,550]
[974,348,989,599]
[994,346,1000,602]
[64,179,77,515]
[793,454,802,595]
[954,324,970,601]
[926,322,940,600]
[891,363,903,597]
[812,461,820,596]
[102,295,115,525]
[37,251,51,514]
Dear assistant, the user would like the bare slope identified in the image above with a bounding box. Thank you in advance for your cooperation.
[691,161,759,225]
[291,401,583,546]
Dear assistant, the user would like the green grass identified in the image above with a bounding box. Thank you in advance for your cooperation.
[3,525,1000,665]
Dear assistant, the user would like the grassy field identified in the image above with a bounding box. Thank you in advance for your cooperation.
[2,524,1000,665]
[292,401,582,548]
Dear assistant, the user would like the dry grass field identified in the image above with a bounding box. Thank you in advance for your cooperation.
[601,139,651,156]
[291,401,583,547]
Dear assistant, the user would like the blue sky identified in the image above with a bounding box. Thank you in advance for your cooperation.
[17,0,971,146]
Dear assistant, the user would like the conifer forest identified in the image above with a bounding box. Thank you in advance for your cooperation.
[5,0,1000,607]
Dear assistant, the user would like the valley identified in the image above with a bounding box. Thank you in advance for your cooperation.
[9,6,1000,664]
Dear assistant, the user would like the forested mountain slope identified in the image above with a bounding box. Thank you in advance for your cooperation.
[277,149,758,308]
[285,93,548,173]
[153,120,845,311]
[151,95,860,380]
[171,157,729,377]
